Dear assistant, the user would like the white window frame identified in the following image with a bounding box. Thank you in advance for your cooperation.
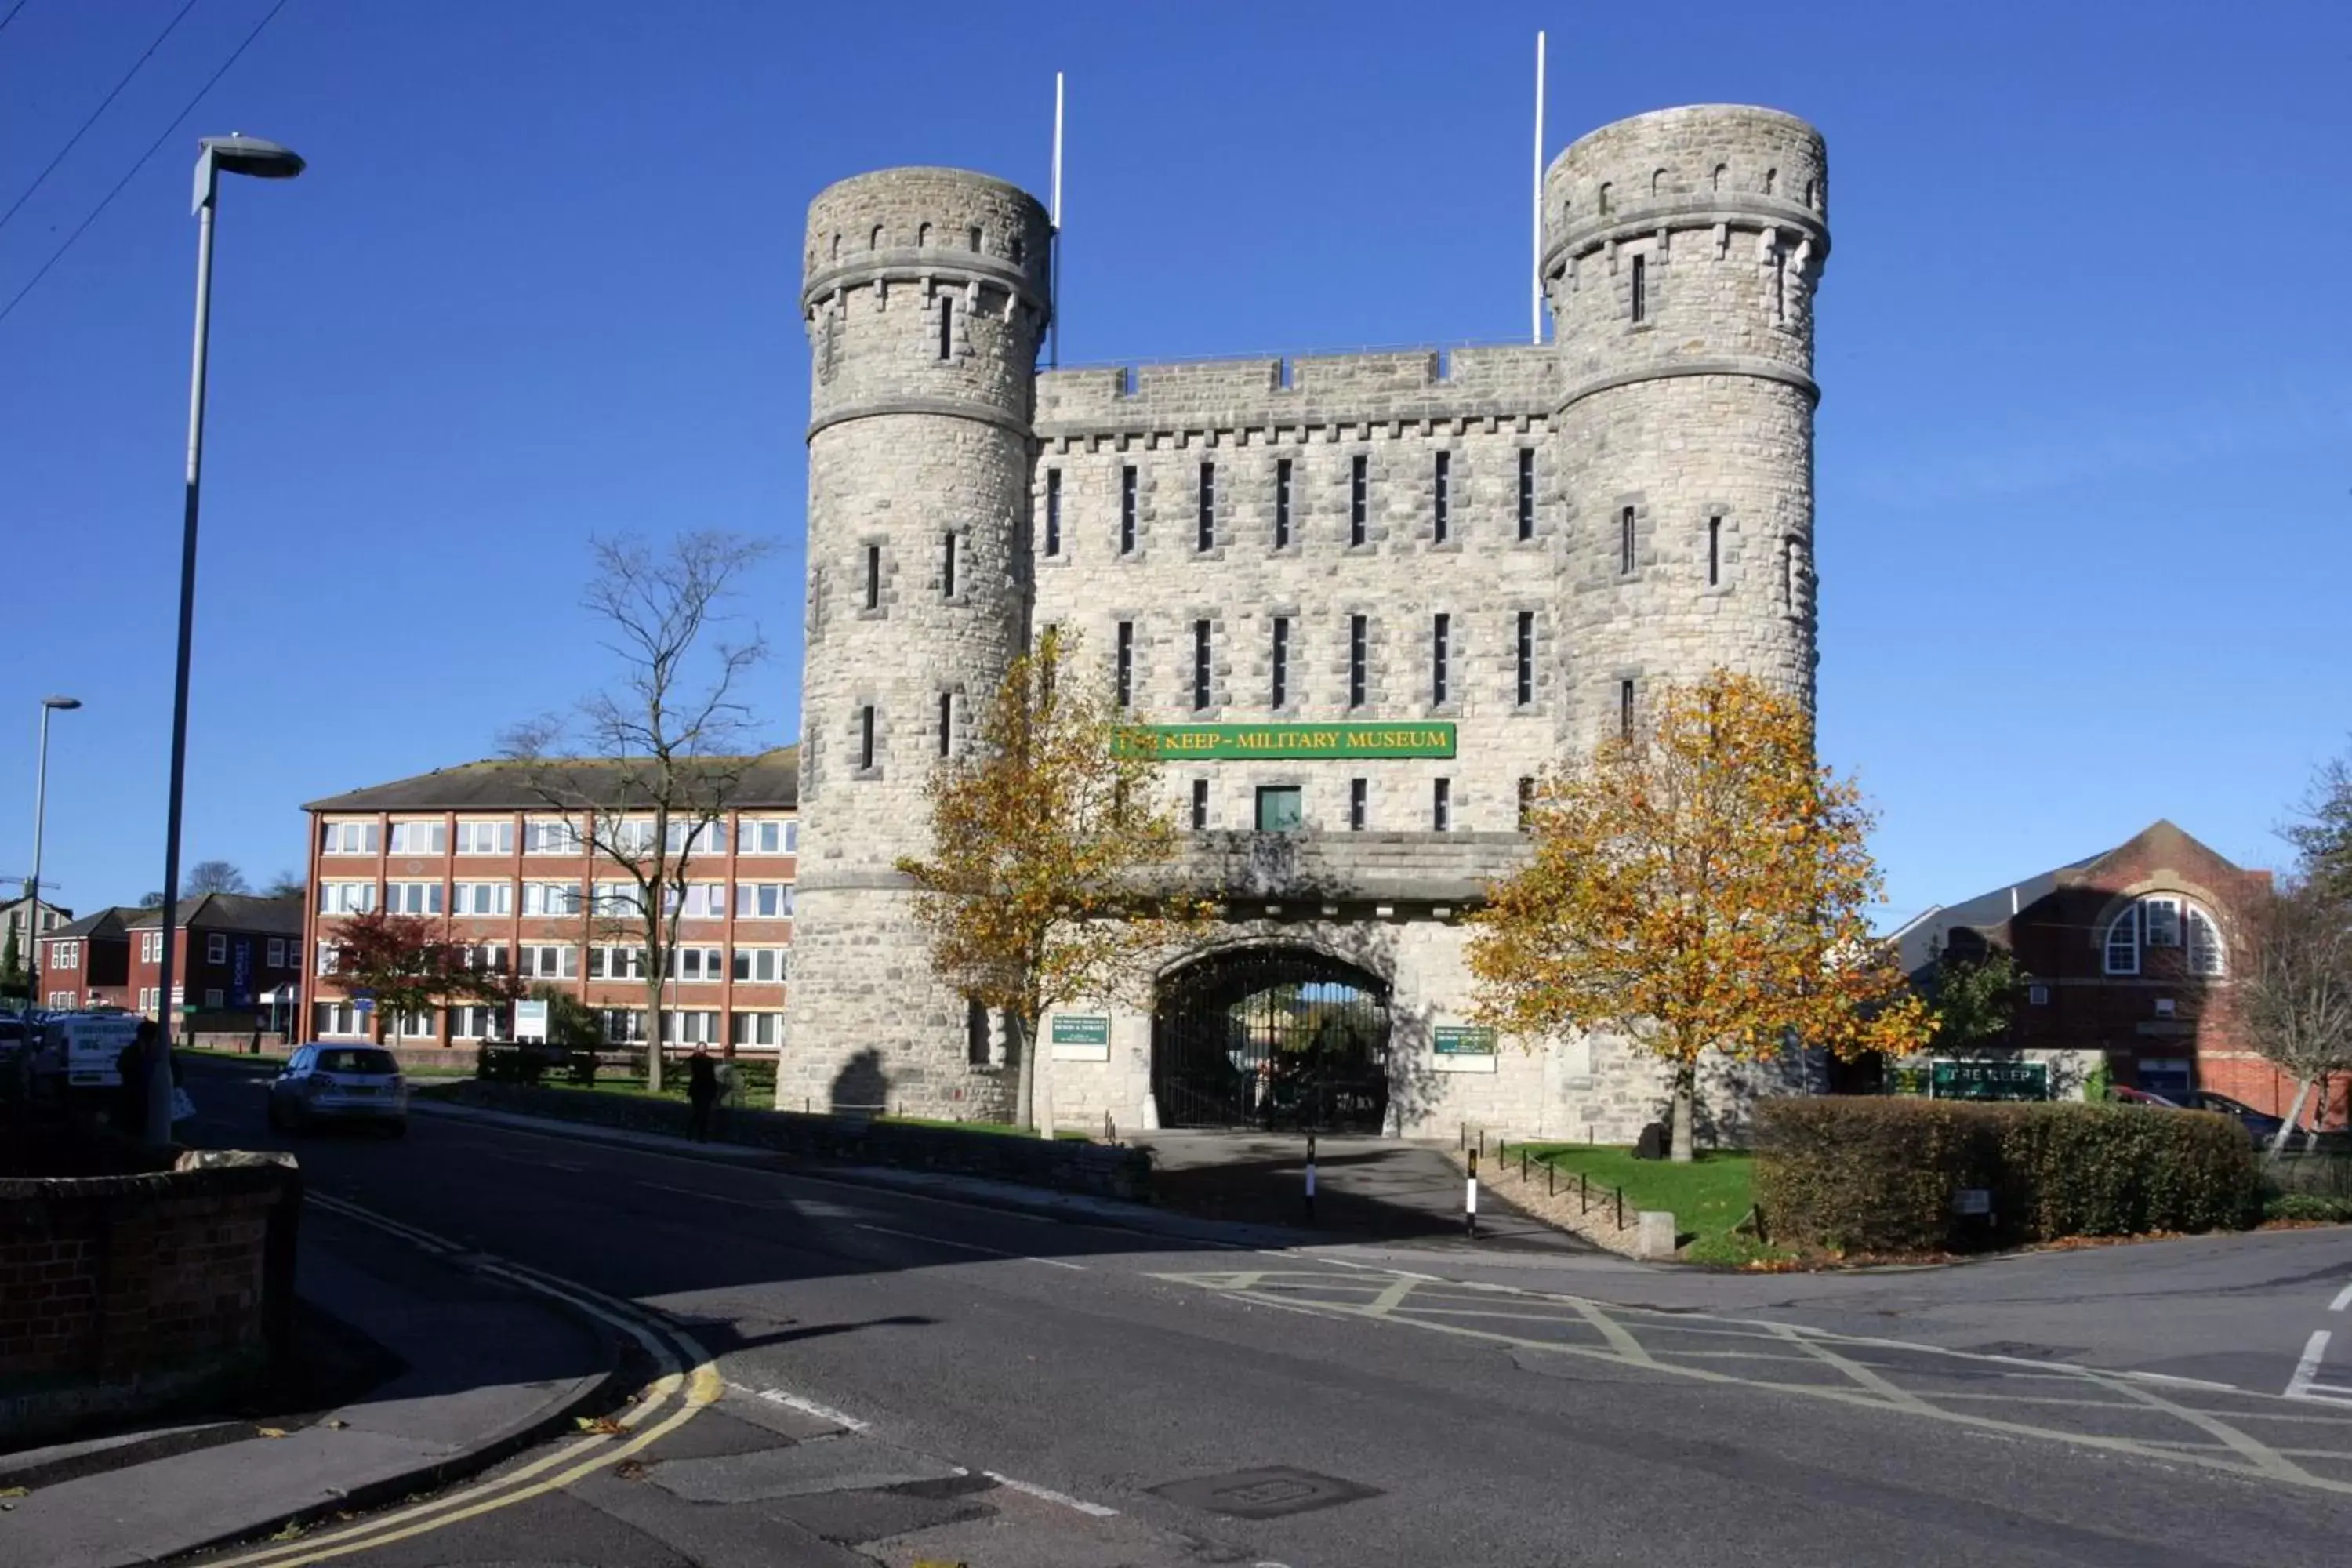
[459,942,509,975]
[2187,906,2225,976]
[204,987,225,1009]
[740,819,798,855]
[524,818,583,855]
[266,938,285,967]
[386,881,444,916]
[321,820,379,855]
[317,942,341,975]
[388,821,449,855]
[2103,905,2139,975]
[519,944,579,980]
[140,930,162,962]
[664,818,728,855]
[453,1004,510,1041]
[320,882,376,916]
[665,946,724,983]
[2142,896,2183,949]
[453,880,514,917]
[588,946,646,981]
[735,882,793,919]
[731,946,787,983]
[661,1009,720,1045]
[206,932,227,963]
[522,881,582,917]
[394,1009,438,1040]
[601,1007,646,1044]
[454,820,515,855]
[731,1010,783,1048]
[592,880,641,918]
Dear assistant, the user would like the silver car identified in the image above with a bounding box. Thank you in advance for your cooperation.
[267,1044,408,1136]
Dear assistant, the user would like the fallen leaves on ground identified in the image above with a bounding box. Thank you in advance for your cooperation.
[255,1427,289,1439]
[575,1415,626,1435]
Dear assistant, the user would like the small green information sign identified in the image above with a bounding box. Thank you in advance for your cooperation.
[1050,1015,1111,1046]
[1130,722,1456,761]
[1929,1059,2049,1102]
[1433,1025,1498,1056]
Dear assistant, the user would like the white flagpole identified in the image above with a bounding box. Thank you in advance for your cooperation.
[1532,31,1546,346]
[1050,71,1065,368]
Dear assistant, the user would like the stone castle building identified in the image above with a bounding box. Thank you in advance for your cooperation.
[781,104,1831,1139]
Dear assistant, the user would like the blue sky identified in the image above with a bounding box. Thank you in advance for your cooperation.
[2,0,2347,927]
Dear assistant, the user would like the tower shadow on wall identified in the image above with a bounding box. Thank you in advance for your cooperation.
[831,1047,888,1120]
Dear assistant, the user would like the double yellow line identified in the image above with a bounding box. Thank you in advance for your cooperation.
[206,1193,720,1568]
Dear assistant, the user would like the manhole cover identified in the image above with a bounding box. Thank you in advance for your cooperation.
[1151,1465,1381,1520]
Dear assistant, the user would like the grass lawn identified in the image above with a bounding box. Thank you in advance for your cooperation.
[1523,1145,1782,1265]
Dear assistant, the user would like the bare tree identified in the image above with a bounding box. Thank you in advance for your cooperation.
[2286,744,2352,907]
[504,532,774,1093]
[184,860,249,896]
[2233,879,2352,1159]
[263,869,307,900]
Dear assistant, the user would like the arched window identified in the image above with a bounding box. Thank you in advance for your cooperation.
[1598,182,1613,216]
[1763,168,1777,196]
[1711,163,1727,192]
[1804,177,1818,210]
[1651,167,1667,197]
[918,221,934,247]
[829,233,841,260]
[2103,895,2226,976]
[869,223,884,249]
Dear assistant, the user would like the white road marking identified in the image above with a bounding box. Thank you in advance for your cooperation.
[637,1180,772,1209]
[982,1471,1120,1516]
[730,1381,873,1432]
[2285,1330,2347,1403]
[855,1222,1087,1269]
[2329,1279,2352,1314]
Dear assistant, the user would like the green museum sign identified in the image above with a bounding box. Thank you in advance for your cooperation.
[1928,1059,2050,1102]
[1050,1014,1111,1046]
[1130,721,1457,761]
[1433,1025,1498,1057]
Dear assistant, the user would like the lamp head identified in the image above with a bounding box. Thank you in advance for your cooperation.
[193,135,305,211]
[41,696,82,711]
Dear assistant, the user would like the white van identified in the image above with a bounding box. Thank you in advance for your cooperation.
[34,1013,145,1088]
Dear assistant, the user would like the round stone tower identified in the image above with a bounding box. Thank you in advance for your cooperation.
[1541,107,1829,750]
[782,168,1053,1118]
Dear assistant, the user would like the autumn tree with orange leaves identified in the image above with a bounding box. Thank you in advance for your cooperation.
[897,628,1214,1134]
[1468,670,1933,1161]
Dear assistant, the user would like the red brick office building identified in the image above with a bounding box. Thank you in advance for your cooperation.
[301,750,798,1059]
[1896,820,2343,1127]
[38,895,305,1024]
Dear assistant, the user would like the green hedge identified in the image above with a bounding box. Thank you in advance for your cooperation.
[1755,1098,2258,1254]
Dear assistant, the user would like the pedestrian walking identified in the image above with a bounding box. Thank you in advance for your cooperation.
[686,1046,720,1142]
[111,1021,157,1137]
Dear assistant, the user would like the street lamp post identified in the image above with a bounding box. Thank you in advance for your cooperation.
[24,696,82,1009]
[149,134,304,1145]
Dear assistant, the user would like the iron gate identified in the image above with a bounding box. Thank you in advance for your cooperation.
[1152,948,1392,1132]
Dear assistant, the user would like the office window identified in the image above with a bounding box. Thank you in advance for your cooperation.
[670,883,727,920]
[665,946,724,982]
[1432,452,1451,543]
[519,944,579,980]
[739,819,796,855]
[1348,778,1367,832]
[1620,679,1636,741]
[1269,616,1290,708]
[524,818,581,855]
[321,821,379,855]
[1255,786,1304,833]
[1515,611,1535,706]
[1348,614,1368,708]
[1190,778,1210,831]
[1708,515,1722,586]
[859,705,877,770]
[1433,778,1452,832]
[1120,466,1138,554]
[587,946,645,981]
[733,1011,785,1049]
[140,930,162,962]
[1620,506,1636,574]
[865,543,881,609]
[589,881,637,918]
[313,1001,361,1037]
[520,882,578,917]
[601,1009,647,1044]
[1631,254,1647,323]
[315,941,340,976]
[604,817,659,857]
[662,818,726,855]
[455,1005,510,1041]
[1044,469,1062,555]
[942,530,958,597]
[1192,619,1213,711]
[1517,448,1535,540]
[460,943,509,975]
[732,947,789,983]
[1115,620,1134,709]
[662,1010,721,1046]
[455,820,514,855]
[387,821,448,855]
[205,932,227,963]
[735,882,794,918]
[319,882,376,916]
[1197,461,1216,550]
[1349,455,1368,546]
[394,1009,436,1040]
[1274,458,1293,547]
[1431,613,1451,706]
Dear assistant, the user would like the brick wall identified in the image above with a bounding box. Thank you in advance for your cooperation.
[0,1151,299,1445]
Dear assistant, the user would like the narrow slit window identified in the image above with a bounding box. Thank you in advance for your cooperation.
[1274,458,1293,548]
[1115,620,1134,709]
[937,692,953,757]
[1190,778,1209,831]
[1431,612,1450,706]
[1192,619,1213,711]
[1620,506,1636,574]
[1619,680,1635,742]
[1433,778,1452,833]
[938,296,953,361]
[1197,461,1216,551]
[1120,466,1138,555]
[1348,778,1367,832]
[1432,451,1451,543]
[1515,610,1534,706]
[859,705,877,771]
[942,531,957,598]
[1781,537,1795,608]
[1348,614,1368,708]
[864,544,880,610]
[1044,469,1062,556]
[1630,255,1647,323]
[1270,615,1290,709]
[1773,249,1787,321]
[1708,516,1721,586]
[1516,448,1535,540]
[1517,776,1535,830]
[967,224,982,252]
[1349,455,1368,546]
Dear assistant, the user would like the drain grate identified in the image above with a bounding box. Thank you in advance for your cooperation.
[1151,1465,1382,1520]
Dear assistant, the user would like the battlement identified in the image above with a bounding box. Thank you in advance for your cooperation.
[1543,105,1826,273]
[802,166,1052,314]
[1035,344,1555,445]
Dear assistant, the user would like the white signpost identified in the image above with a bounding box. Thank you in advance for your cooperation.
[514,999,550,1044]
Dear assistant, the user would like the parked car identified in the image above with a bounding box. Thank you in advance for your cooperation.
[2109,1085,2180,1108]
[267,1044,407,1135]
[2189,1091,2286,1142]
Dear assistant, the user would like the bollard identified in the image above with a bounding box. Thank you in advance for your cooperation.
[1613,1186,1624,1230]
[1305,1130,1317,1223]
[1548,1160,1555,1197]
[1479,1130,1486,1159]
[1520,1148,1529,1181]
[1580,1171,1589,1214]
[1465,1149,1479,1238]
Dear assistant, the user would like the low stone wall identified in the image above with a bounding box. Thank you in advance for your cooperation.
[0,1150,300,1446]
[438,1082,1155,1203]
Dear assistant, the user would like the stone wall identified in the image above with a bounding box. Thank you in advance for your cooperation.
[0,1149,299,1446]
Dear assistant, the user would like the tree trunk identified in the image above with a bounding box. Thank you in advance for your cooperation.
[1670,1059,1697,1163]
[1011,1013,1036,1133]
[1035,1018,1058,1141]
[2269,1076,2315,1163]
[644,971,665,1094]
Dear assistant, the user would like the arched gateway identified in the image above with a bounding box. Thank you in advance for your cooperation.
[1151,947,1392,1133]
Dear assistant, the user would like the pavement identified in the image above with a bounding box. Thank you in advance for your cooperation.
[13,1064,2352,1566]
